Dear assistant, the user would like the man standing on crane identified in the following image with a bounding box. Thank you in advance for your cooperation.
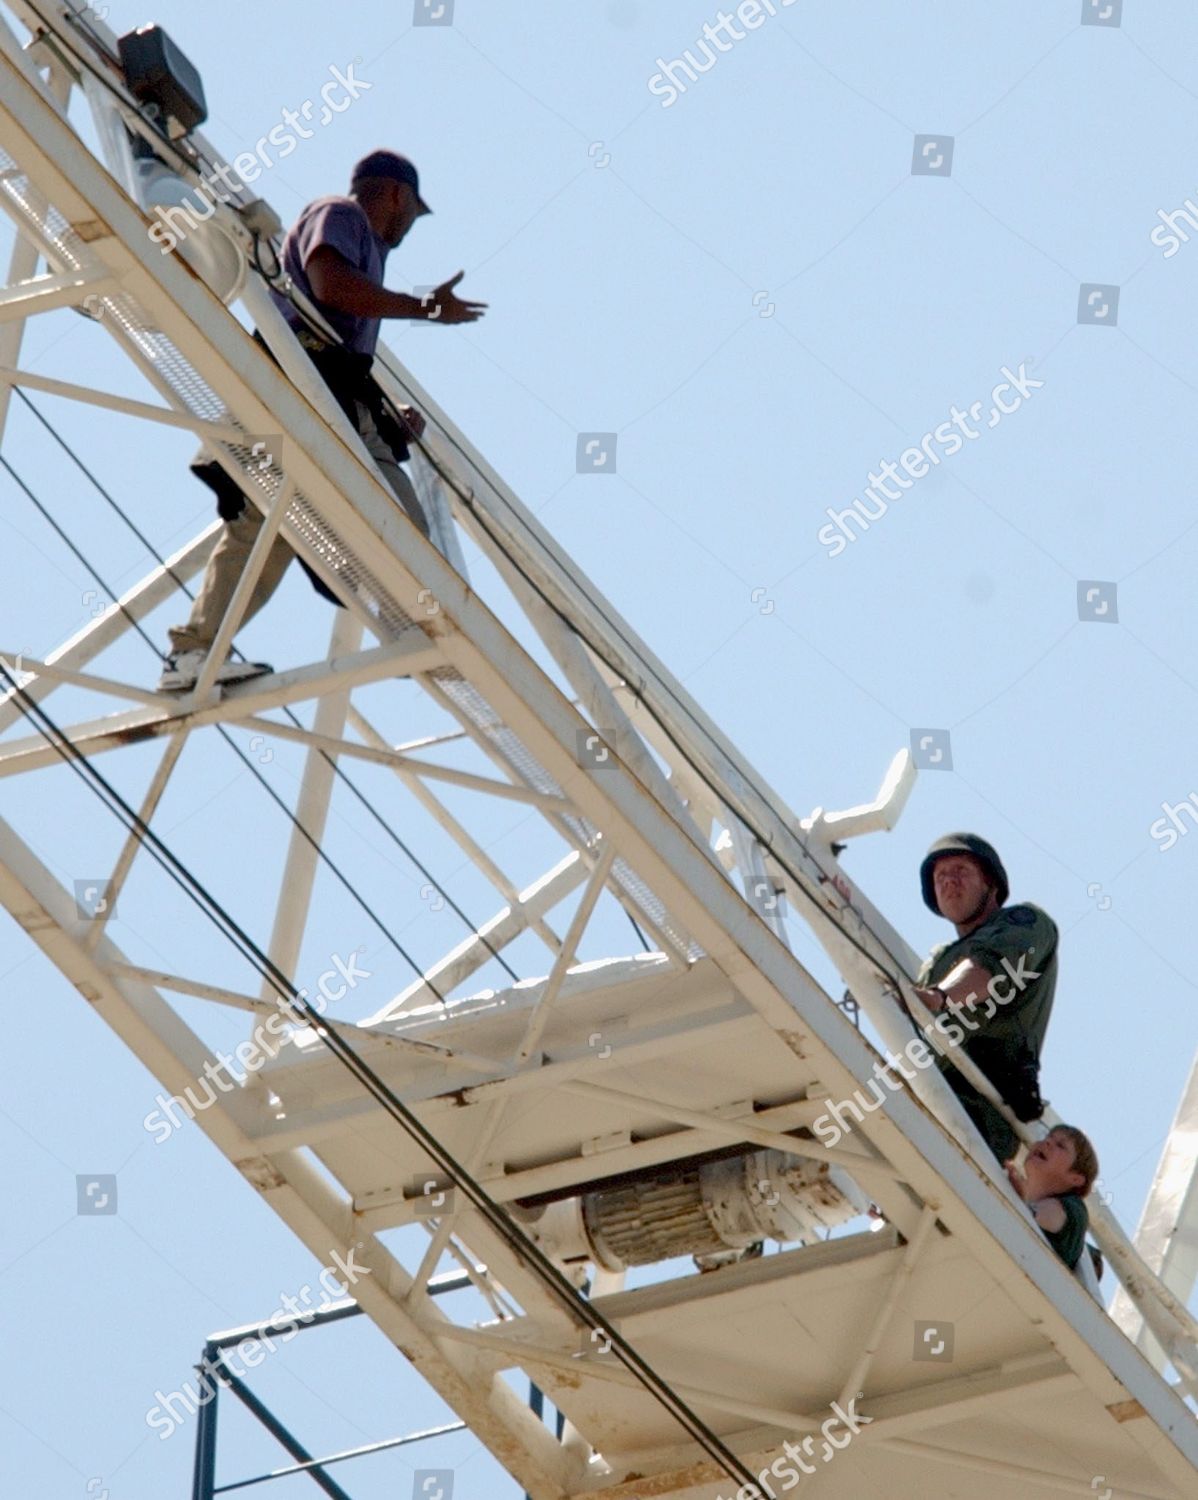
[908,833,1059,1165]
[158,148,486,692]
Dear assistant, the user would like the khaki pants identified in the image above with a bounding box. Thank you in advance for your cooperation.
[169,400,428,655]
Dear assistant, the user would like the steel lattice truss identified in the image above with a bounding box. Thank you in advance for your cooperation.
[1,5,1197,1497]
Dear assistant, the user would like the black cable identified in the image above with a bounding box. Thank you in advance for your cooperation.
[250,231,282,284]
[0,448,442,997]
[235,209,649,962]
[3,239,748,1493]
[35,0,769,993]
[7,13,501,988]
[60,0,120,64]
[35,0,896,1078]
[11,7,786,1481]
[0,659,758,1494]
[257,305,651,957]
[379,405,921,999]
[11,391,523,988]
[110,101,899,987]
[474,496,913,992]
[234,185,646,963]
[626,912,650,951]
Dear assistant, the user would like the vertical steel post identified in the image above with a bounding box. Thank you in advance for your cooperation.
[523,1382,545,1500]
[190,1345,220,1500]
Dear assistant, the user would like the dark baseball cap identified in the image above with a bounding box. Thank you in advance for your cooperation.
[350,150,431,214]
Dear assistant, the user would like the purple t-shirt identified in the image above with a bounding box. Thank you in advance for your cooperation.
[273,196,388,355]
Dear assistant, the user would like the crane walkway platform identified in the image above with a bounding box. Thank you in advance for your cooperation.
[0,5,1195,1497]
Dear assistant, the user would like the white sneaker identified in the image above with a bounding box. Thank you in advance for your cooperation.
[158,650,273,692]
[214,657,273,687]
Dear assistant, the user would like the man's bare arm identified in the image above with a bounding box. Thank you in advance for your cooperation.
[912,956,995,1013]
[306,249,486,324]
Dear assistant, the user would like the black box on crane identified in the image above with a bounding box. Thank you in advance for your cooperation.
[117,24,207,136]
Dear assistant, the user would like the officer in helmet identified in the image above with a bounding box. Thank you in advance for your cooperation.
[910,833,1059,1165]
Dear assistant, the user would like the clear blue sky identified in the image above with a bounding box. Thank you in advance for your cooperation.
[3,1,1198,1496]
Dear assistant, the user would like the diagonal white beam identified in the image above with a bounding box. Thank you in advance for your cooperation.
[0,263,117,320]
[236,714,574,812]
[105,962,497,1076]
[0,819,582,1500]
[0,635,443,775]
[363,849,590,1020]
[514,842,617,1064]
[411,841,619,1293]
[83,732,188,952]
[0,526,217,734]
[408,1095,510,1298]
[428,1317,824,1435]
[1111,1051,1198,1367]
[0,362,251,441]
[556,1361,1097,1500]
[416,672,693,968]
[835,1204,938,1411]
[0,27,1193,1488]
[105,964,279,1016]
[346,702,567,958]
[353,1095,830,1231]
[254,610,362,1005]
[560,1078,901,1185]
[877,1437,1175,1500]
[4,655,165,707]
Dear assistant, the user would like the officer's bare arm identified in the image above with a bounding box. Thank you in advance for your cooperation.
[912,956,995,1013]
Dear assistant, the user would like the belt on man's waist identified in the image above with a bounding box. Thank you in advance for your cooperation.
[296,327,333,354]
[280,327,410,459]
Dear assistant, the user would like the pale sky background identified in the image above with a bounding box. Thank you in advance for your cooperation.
[2,1,1198,1497]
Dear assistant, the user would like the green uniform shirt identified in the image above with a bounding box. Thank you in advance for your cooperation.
[1038,1193,1088,1270]
[917,902,1058,1090]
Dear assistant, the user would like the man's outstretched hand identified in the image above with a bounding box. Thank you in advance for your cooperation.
[424,271,487,324]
